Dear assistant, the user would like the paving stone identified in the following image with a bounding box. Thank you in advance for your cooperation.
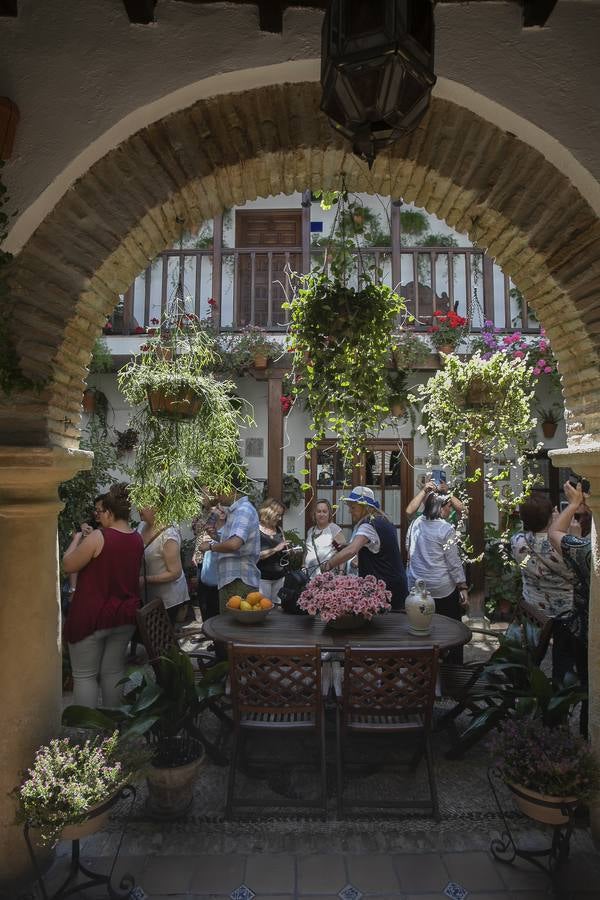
[466,894,513,900]
[393,852,449,893]
[442,851,506,892]
[142,853,196,894]
[190,854,246,893]
[245,854,295,894]
[297,856,347,894]
[345,855,400,894]
[491,860,550,892]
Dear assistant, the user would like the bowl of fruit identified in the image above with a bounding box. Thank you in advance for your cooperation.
[225,591,274,624]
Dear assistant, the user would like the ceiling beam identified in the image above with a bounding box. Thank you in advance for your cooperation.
[122,0,158,24]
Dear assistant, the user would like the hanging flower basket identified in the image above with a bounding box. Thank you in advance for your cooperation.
[82,388,97,413]
[146,386,204,420]
[465,376,497,408]
[389,400,406,418]
[542,420,558,439]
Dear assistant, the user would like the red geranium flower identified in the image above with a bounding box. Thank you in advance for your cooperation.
[134,326,146,334]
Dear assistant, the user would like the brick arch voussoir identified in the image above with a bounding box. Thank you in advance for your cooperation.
[3,83,600,449]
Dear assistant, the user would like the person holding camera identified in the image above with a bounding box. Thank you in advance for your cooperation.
[304,498,347,578]
[406,474,464,525]
[549,478,592,735]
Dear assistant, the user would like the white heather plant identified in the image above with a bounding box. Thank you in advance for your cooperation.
[15,732,142,845]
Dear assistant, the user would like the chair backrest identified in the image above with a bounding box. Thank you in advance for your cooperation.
[341,645,440,728]
[228,643,322,719]
[136,598,178,671]
[516,597,554,665]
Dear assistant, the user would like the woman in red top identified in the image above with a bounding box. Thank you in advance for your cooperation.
[63,483,144,707]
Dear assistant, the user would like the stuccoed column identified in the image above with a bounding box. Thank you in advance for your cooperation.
[550,446,600,846]
[0,446,91,889]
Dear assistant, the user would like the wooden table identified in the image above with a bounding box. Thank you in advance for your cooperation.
[203,608,471,652]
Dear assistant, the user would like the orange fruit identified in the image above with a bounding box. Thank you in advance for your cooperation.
[259,598,273,610]
[227,595,242,609]
[246,591,262,606]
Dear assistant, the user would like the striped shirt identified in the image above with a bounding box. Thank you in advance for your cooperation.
[216,496,260,590]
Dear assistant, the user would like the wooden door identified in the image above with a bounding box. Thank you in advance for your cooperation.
[305,439,414,560]
[236,210,302,328]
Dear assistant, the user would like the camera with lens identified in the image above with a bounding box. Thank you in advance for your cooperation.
[568,473,590,495]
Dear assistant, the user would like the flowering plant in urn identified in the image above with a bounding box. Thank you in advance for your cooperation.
[298,573,392,625]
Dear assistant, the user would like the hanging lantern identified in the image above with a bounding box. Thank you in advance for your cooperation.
[321,0,436,166]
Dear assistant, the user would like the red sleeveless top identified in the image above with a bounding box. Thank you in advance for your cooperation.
[64,528,144,644]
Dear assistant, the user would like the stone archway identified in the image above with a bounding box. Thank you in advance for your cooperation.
[2,80,600,884]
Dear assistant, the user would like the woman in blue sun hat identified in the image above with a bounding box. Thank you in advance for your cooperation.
[320,486,408,609]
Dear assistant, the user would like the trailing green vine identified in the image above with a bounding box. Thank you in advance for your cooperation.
[285,271,404,468]
[411,352,538,516]
[118,317,253,524]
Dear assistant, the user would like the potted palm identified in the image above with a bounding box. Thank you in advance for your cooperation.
[63,648,228,819]
[537,403,563,439]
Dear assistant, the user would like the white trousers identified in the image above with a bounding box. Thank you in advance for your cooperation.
[68,624,135,708]
[259,577,285,604]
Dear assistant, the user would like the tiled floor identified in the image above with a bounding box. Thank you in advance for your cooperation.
[32,847,600,900]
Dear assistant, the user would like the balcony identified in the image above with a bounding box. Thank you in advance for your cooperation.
[108,245,538,337]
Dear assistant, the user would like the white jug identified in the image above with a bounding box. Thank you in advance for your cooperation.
[405,578,435,635]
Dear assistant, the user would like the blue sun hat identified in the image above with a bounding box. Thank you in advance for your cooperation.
[339,486,380,509]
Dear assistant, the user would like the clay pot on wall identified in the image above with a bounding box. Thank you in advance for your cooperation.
[542,420,558,439]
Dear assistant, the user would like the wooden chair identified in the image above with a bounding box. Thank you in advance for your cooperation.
[334,645,440,819]
[135,599,231,764]
[226,643,327,820]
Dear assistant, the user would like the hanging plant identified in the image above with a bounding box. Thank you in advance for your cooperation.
[118,317,252,524]
[285,271,404,467]
[411,352,537,511]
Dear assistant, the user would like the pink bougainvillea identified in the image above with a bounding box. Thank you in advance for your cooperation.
[298,573,392,623]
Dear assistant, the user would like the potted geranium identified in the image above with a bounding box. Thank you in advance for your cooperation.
[428,309,468,356]
[489,719,600,825]
[298,573,392,629]
[221,326,282,372]
[14,732,146,846]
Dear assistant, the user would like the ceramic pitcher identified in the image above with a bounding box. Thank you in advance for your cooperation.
[405,578,435,635]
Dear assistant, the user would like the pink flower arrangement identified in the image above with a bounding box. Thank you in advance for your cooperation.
[298,573,392,623]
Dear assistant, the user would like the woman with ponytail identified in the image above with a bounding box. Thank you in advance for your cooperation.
[62,483,144,706]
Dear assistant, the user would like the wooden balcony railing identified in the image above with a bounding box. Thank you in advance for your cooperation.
[111,244,538,336]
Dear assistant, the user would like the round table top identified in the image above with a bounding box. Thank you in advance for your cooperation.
[202,608,472,651]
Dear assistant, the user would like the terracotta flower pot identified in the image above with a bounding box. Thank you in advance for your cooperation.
[465,377,493,407]
[146,741,205,819]
[437,344,454,357]
[253,354,269,370]
[507,782,577,826]
[542,420,558,439]
[146,386,204,419]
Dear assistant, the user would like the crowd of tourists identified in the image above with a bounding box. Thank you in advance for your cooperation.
[60,473,592,733]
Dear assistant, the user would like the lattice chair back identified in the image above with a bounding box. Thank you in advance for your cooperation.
[341,645,439,728]
[228,643,322,719]
[136,598,178,672]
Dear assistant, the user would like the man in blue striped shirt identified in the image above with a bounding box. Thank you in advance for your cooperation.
[197,487,260,612]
